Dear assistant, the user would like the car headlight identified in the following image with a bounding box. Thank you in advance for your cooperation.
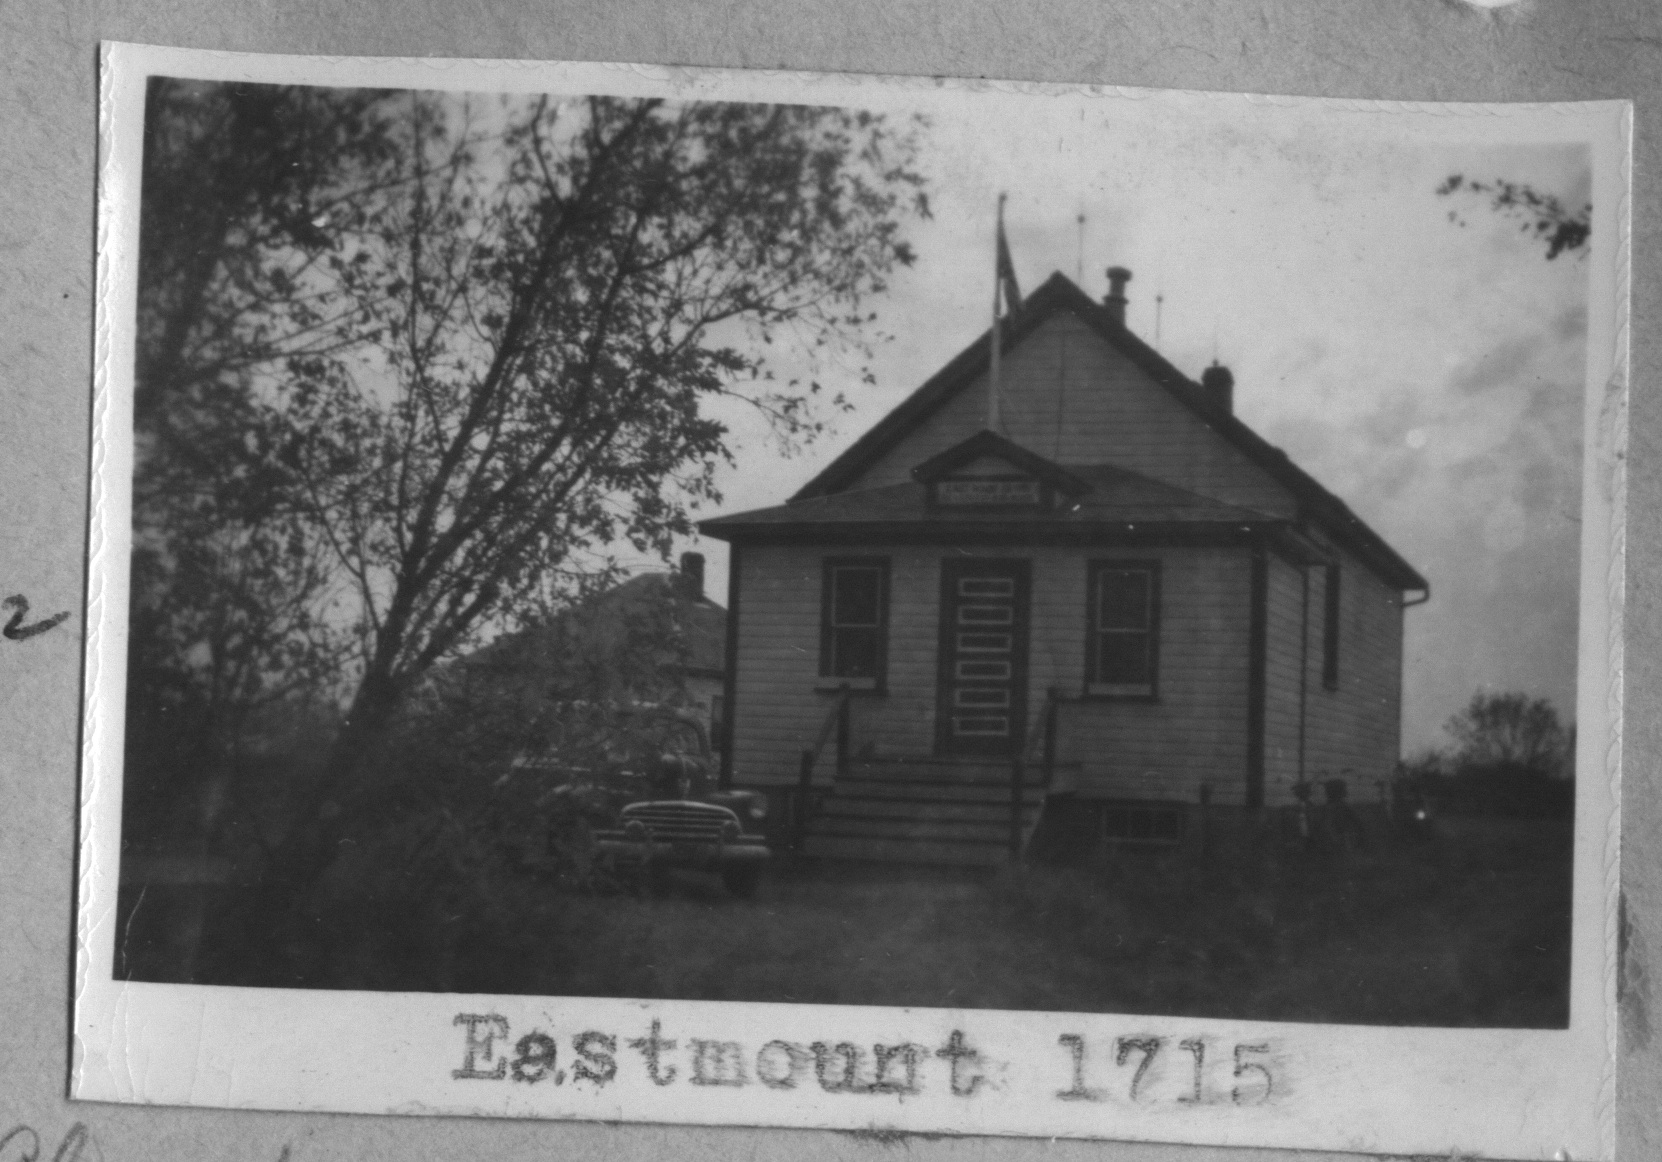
[749,798,768,821]
[624,819,648,841]
[720,819,741,842]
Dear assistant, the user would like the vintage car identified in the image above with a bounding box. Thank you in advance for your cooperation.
[505,704,770,897]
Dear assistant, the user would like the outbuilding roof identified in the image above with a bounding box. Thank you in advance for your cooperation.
[462,571,727,680]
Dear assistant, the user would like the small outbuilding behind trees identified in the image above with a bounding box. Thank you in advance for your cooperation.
[439,552,729,756]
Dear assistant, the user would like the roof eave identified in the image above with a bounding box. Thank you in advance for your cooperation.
[701,517,1284,546]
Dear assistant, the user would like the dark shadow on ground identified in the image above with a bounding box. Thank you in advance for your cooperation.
[118,815,1572,1028]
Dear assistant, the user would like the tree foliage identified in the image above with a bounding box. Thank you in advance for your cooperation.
[281,93,923,823]
[1436,175,1590,260]
[128,81,929,890]
[126,79,401,847]
[1444,690,1572,780]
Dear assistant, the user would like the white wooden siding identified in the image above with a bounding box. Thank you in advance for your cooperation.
[1299,544,1404,801]
[848,313,1294,515]
[730,543,1256,805]
[1262,554,1308,805]
[1256,549,1404,808]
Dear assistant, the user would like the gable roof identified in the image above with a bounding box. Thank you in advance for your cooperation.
[909,429,1091,495]
[791,272,1426,591]
[464,572,726,680]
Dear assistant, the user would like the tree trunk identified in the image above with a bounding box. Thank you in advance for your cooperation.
[235,664,405,972]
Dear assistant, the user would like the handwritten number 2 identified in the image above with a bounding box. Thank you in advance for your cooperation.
[2,595,69,641]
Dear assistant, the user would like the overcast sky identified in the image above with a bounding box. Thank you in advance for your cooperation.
[629,90,1591,756]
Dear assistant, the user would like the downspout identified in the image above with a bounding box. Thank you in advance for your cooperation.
[1246,540,1269,809]
[1393,584,1426,801]
[1297,565,1310,788]
[718,543,742,789]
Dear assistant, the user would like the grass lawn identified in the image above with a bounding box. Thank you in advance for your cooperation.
[411,814,1572,1028]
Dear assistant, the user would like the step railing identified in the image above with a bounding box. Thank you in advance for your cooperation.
[795,686,852,850]
[1010,687,1062,861]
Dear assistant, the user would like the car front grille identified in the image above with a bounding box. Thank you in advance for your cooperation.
[620,802,737,843]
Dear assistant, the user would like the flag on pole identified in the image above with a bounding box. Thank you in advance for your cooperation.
[997,205,1023,315]
[988,195,1020,431]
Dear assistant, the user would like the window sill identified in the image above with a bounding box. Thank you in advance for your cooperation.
[1083,682,1157,702]
[816,677,884,694]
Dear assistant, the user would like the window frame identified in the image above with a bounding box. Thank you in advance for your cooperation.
[818,556,891,692]
[1321,562,1341,691]
[709,694,726,754]
[1083,558,1162,701]
[1100,801,1186,846]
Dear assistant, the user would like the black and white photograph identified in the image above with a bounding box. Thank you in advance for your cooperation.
[75,45,1627,1158]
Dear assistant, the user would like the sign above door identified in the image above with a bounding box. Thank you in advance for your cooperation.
[935,477,1043,506]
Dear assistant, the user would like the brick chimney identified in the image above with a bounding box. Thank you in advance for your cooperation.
[1201,362,1234,414]
[678,551,705,600]
[1104,266,1132,324]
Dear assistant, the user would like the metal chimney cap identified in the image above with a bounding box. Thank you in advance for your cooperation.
[1200,362,1235,414]
[1104,267,1132,321]
[1201,362,1234,391]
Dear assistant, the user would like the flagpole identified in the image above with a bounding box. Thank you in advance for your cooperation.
[988,194,1005,432]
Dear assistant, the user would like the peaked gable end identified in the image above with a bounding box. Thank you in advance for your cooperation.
[910,429,1091,494]
[792,273,1425,591]
[819,292,1294,516]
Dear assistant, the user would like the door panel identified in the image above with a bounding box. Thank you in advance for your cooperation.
[936,559,1030,756]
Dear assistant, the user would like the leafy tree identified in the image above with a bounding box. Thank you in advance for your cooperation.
[131,86,928,915]
[135,79,398,422]
[126,79,400,850]
[1437,174,1590,260]
[1444,691,1571,779]
[380,569,703,811]
[281,94,923,859]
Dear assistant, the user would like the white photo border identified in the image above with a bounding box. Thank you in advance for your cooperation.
[78,41,1630,1161]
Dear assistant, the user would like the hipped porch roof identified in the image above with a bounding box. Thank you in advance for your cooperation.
[701,461,1290,544]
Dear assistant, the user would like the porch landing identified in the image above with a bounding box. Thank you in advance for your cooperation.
[800,756,1071,867]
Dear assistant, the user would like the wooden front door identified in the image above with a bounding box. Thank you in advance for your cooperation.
[936,558,1030,757]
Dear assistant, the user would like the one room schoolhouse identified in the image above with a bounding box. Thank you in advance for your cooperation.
[701,268,1427,865]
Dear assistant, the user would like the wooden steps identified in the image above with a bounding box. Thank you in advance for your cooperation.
[800,757,1060,867]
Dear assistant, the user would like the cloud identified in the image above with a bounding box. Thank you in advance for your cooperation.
[1384,370,1583,749]
[1256,272,1585,753]
[1451,335,1543,396]
[1554,302,1588,343]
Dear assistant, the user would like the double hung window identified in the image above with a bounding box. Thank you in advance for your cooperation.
[820,558,889,688]
[1086,560,1160,698]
